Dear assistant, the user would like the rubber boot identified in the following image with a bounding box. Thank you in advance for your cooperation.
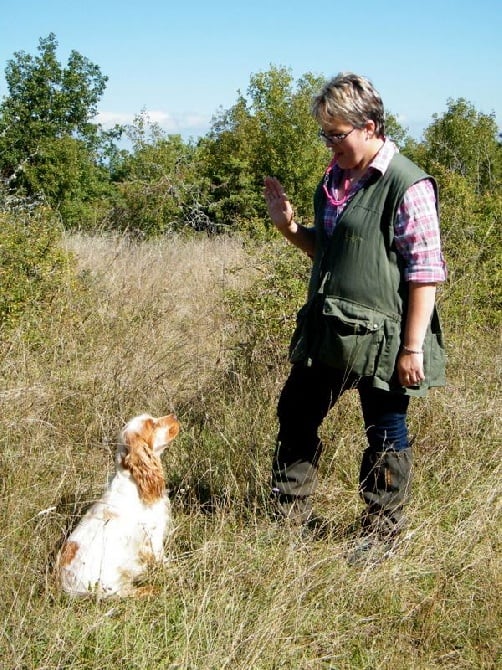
[358,447,413,538]
[270,454,318,525]
[347,448,413,565]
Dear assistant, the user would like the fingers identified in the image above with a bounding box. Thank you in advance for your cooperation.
[263,176,285,200]
[263,177,295,231]
[399,370,425,386]
[398,354,425,387]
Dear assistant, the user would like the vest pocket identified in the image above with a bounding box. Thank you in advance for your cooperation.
[288,297,406,381]
[374,316,402,384]
[317,297,386,375]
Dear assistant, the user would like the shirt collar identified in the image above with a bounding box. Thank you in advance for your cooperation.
[369,138,398,175]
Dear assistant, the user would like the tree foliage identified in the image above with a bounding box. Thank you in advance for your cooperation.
[420,98,500,193]
[199,67,329,234]
[0,35,500,258]
[0,33,110,218]
[0,197,74,333]
[105,112,210,236]
[424,162,501,330]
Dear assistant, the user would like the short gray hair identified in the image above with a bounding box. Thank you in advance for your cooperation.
[312,72,385,137]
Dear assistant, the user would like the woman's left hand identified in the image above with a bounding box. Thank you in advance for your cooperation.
[397,351,425,387]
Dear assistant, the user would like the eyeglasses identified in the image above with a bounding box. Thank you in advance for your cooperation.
[318,127,356,145]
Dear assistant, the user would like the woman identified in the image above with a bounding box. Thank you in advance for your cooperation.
[263,72,446,558]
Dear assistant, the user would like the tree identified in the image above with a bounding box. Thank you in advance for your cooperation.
[0,33,110,215]
[247,68,328,217]
[106,112,208,236]
[421,98,500,194]
[385,112,412,149]
[197,95,263,232]
[400,100,502,332]
[200,66,328,233]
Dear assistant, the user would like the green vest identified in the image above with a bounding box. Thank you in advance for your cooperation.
[289,153,446,396]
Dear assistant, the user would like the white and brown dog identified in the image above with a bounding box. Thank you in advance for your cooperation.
[57,413,179,598]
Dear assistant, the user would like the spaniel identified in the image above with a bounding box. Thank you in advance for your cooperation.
[57,413,179,598]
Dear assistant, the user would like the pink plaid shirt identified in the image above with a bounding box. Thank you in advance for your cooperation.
[323,139,447,283]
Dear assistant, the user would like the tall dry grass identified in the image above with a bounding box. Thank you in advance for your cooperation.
[0,233,500,669]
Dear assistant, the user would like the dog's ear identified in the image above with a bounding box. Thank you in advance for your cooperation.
[122,421,165,503]
[153,414,180,453]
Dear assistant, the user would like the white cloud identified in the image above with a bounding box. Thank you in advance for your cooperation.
[94,109,212,138]
[94,111,135,126]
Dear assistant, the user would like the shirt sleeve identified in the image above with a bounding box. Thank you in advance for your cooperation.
[394,178,447,283]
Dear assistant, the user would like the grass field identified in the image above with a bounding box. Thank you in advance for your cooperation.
[0,233,500,669]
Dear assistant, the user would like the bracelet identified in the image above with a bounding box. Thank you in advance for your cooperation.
[401,346,423,355]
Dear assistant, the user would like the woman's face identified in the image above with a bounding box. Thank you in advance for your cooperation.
[320,117,374,171]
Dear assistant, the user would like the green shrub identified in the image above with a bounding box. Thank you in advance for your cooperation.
[225,237,311,378]
[431,163,501,333]
[0,204,75,333]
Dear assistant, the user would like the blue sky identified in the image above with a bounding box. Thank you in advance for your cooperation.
[1,0,500,140]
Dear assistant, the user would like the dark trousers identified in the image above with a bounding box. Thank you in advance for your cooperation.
[272,362,410,499]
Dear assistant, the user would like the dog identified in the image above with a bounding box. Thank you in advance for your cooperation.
[56,413,179,598]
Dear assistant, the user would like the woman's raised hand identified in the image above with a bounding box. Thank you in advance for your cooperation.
[263,176,294,232]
